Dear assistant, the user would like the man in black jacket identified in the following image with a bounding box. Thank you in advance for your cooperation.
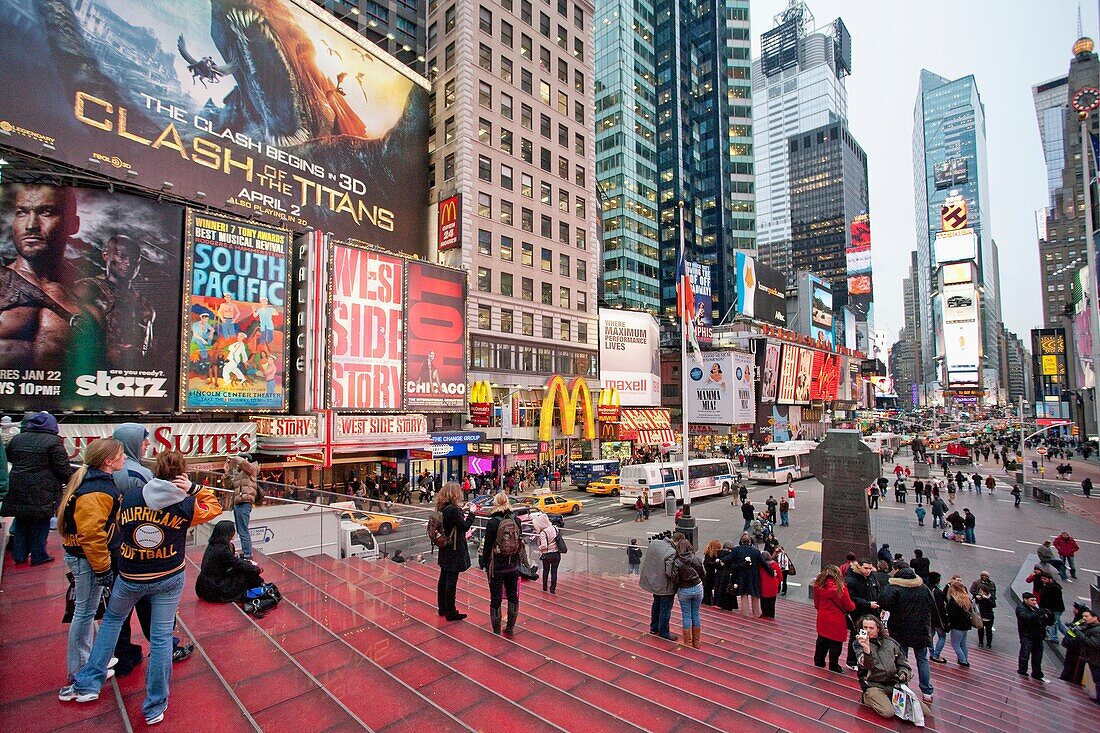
[909,549,931,580]
[878,568,936,702]
[1017,592,1055,682]
[844,560,881,668]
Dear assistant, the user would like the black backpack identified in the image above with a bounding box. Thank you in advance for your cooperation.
[241,583,282,618]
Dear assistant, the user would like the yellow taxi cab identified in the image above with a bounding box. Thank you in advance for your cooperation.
[522,493,583,515]
[585,475,621,496]
[339,510,403,535]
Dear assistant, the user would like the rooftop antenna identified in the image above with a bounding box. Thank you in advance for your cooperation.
[1078,2,1084,38]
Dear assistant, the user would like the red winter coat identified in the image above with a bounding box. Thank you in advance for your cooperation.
[760,561,782,598]
[814,578,856,642]
[1053,535,1079,558]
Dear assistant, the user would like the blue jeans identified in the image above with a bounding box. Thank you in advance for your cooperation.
[1047,614,1069,642]
[933,629,947,658]
[742,519,752,532]
[964,527,975,544]
[899,644,934,695]
[779,511,789,526]
[649,594,674,637]
[12,515,51,563]
[950,629,969,664]
[73,573,186,720]
[235,502,253,558]
[677,584,703,627]
[1061,554,1077,578]
[64,554,105,681]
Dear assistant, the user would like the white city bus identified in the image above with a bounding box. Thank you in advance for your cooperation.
[618,459,738,507]
[863,432,900,456]
[746,443,816,484]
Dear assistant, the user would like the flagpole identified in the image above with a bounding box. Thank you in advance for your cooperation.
[679,200,692,519]
[1082,114,1100,442]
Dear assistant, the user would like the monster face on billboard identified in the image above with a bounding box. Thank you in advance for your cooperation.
[0,0,428,250]
[0,184,182,412]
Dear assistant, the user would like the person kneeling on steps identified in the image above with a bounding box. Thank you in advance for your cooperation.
[854,614,929,720]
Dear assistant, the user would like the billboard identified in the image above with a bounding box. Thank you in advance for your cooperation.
[181,210,289,411]
[944,309,981,388]
[942,284,978,324]
[809,275,834,347]
[405,262,467,411]
[760,342,781,403]
[687,261,713,346]
[846,213,873,314]
[940,194,969,232]
[685,351,755,425]
[942,262,973,285]
[0,0,428,249]
[934,229,977,266]
[599,310,661,406]
[933,158,969,190]
[0,184,182,412]
[734,252,786,326]
[810,352,840,401]
[794,348,814,403]
[329,244,404,410]
[437,195,462,252]
[776,345,799,405]
[1073,267,1095,389]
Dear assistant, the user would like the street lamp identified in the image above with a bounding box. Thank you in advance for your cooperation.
[493,386,525,486]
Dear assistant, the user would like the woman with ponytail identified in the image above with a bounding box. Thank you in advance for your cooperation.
[58,438,127,682]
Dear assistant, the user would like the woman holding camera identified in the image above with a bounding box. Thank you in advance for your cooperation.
[853,614,922,719]
[196,520,264,603]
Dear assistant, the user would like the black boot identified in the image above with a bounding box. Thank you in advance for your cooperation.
[490,607,502,634]
[503,602,519,637]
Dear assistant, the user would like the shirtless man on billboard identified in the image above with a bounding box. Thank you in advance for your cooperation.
[0,184,82,369]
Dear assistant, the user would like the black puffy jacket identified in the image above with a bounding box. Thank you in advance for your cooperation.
[877,570,933,648]
[1,429,72,519]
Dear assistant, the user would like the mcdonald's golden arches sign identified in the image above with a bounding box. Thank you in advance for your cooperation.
[438,194,462,252]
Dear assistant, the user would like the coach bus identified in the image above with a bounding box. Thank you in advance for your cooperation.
[618,458,738,507]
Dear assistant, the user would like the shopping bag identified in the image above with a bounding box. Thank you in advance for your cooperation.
[62,572,111,624]
[891,683,926,727]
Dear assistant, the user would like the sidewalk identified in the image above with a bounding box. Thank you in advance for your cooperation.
[1003,446,1100,528]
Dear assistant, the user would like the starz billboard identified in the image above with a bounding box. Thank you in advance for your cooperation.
[0,0,428,250]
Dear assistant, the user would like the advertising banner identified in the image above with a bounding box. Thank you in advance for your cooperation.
[60,421,255,461]
[181,210,289,411]
[405,261,466,411]
[686,352,734,425]
[934,229,977,266]
[810,276,834,347]
[437,194,462,252]
[795,348,814,403]
[598,310,661,406]
[328,244,404,410]
[933,158,969,189]
[686,261,713,346]
[940,194,969,232]
[0,184,182,412]
[944,319,980,386]
[760,342,781,403]
[777,345,799,404]
[0,0,428,249]
[942,284,977,324]
[942,262,973,285]
[846,213,873,315]
[735,252,787,327]
[731,351,755,424]
[810,352,840,401]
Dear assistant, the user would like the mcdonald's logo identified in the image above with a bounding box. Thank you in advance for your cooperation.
[597,387,621,422]
[469,380,493,427]
[538,375,596,441]
[438,194,462,252]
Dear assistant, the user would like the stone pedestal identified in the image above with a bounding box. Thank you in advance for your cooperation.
[809,430,879,569]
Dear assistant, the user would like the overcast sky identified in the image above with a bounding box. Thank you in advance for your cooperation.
[749,0,1096,343]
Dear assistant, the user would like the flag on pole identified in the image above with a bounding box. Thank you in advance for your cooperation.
[676,253,703,364]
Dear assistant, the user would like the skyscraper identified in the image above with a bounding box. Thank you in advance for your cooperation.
[752,1,852,283]
[595,0,659,314]
[912,70,1002,405]
[653,0,754,333]
[1034,38,1099,328]
[426,0,600,391]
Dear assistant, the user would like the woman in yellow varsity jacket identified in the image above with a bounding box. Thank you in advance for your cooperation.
[58,438,128,683]
[60,451,221,726]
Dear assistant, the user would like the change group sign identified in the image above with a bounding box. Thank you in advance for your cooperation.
[0,184,182,412]
[0,0,428,249]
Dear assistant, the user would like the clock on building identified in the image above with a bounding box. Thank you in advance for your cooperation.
[1072,86,1100,113]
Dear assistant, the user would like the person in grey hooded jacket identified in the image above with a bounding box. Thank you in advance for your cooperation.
[639,534,679,640]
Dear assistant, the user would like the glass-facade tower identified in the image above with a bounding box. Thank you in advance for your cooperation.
[595,0,660,313]
[913,70,1001,403]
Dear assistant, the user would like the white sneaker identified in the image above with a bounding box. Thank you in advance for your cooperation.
[59,685,98,703]
[107,657,118,670]
[146,703,167,725]
[922,693,933,703]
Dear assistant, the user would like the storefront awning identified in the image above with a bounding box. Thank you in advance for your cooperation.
[618,408,672,441]
[636,428,677,446]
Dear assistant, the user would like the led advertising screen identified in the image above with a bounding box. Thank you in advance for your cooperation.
[0,184,182,412]
[846,213,873,315]
[943,284,977,324]
[0,0,428,249]
[933,158,969,190]
[776,345,799,404]
[759,342,781,403]
[181,210,289,411]
[405,261,467,411]
[687,261,713,346]
[944,318,981,387]
[328,244,404,410]
[810,275,834,347]
[941,262,973,286]
[810,352,840,401]
[599,310,661,406]
[934,229,977,267]
[735,252,787,327]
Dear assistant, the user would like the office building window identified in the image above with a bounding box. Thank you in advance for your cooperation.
[575,196,585,218]
[559,253,570,277]
[501,56,513,82]
[478,229,491,256]
[477,267,491,292]
[574,70,584,93]
[577,321,587,343]
[542,282,553,304]
[501,164,514,190]
[540,81,551,105]
[479,81,492,108]
[500,128,513,153]
[573,37,583,61]
[500,235,514,261]
[477,118,490,144]
[541,247,552,272]
[501,93,513,119]
[521,69,533,94]
[522,242,533,266]
[577,259,586,281]
[521,208,533,232]
[501,309,513,333]
[558,221,569,244]
[521,137,533,163]
[445,5,456,32]
[539,12,550,37]
[521,34,532,59]
[444,79,455,107]
[444,116,455,144]
[500,200,513,225]
[574,100,584,123]
[478,155,491,181]
[577,291,586,312]
[478,193,491,217]
[540,215,552,238]
[558,58,568,83]
[443,153,455,180]
[558,189,568,212]
[558,123,569,148]
[501,21,513,48]
[542,315,553,338]
[478,43,492,71]
[540,114,551,138]
[561,319,571,341]
[521,173,533,198]
[501,272,513,296]
[541,147,552,171]
[559,287,570,309]
[522,104,533,130]
[575,227,586,249]
[479,5,493,33]
[575,165,585,186]
[574,132,584,155]
[557,91,568,115]
[522,0,532,23]
[558,156,568,179]
[478,304,491,329]
[522,276,533,299]
[522,312,534,336]
[540,181,552,206]
[444,42,455,70]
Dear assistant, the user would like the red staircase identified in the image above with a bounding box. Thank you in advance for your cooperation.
[2,548,1096,732]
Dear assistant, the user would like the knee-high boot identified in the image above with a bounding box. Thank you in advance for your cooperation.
[490,607,502,634]
[504,602,519,637]
[692,627,701,649]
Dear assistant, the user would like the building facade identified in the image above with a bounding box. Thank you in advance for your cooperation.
[654,0,754,334]
[312,0,427,73]
[1034,39,1099,328]
[594,0,660,313]
[426,0,600,391]
[1000,327,1032,408]
[752,1,851,283]
[912,69,1002,404]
